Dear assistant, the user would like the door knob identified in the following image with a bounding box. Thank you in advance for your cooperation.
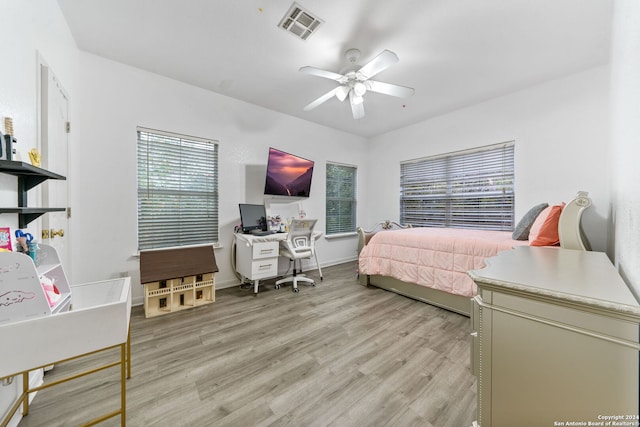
[51,229,64,238]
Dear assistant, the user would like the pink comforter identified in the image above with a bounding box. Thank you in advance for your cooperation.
[358,228,529,297]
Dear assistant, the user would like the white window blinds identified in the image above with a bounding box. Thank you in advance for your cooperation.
[137,128,219,250]
[326,162,357,235]
[400,142,514,230]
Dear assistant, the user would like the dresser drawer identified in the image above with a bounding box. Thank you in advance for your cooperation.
[252,241,279,259]
[251,259,278,278]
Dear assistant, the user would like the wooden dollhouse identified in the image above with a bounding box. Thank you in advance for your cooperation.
[140,245,218,318]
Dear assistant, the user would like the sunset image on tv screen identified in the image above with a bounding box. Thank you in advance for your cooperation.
[264,148,314,197]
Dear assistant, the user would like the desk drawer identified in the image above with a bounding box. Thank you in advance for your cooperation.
[252,241,279,259]
[251,259,278,278]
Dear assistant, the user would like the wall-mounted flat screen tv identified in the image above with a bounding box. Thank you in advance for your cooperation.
[264,147,314,197]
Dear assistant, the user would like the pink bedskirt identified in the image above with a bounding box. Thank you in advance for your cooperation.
[358,227,529,297]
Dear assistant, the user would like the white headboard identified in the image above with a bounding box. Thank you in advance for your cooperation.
[558,191,592,251]
[356,220,411,255]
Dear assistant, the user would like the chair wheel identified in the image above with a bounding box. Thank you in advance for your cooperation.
[293,288,300,293]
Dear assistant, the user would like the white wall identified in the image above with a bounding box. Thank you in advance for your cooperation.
[70,52,367,304]
[611,0,640,296]
[0,1,77,226]
[366,66,611,253]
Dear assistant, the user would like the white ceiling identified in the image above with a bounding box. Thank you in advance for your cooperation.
[56,0,613,138]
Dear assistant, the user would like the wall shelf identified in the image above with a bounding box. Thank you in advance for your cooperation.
[0,207,67,228]
[0,160,66,228]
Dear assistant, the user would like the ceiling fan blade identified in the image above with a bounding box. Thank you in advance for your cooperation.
[303,87,340,111]
[367,80,415,98]
[299,66,345,81]
[357,50,399,79]
[349,91,365,119]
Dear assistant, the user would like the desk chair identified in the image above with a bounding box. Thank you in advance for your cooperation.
[275,219,322,293]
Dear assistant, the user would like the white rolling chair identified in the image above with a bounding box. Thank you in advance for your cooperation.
[275,219,322,293]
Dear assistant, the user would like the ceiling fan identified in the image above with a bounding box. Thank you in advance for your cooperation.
[300,49,415,120]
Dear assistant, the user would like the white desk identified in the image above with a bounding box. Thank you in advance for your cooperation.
[234,231,321,294]
[0,276,132,427]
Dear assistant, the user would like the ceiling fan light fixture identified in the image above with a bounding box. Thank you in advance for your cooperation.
[299,48,414,120]
[353,81,367,96]
[335,86,349,102]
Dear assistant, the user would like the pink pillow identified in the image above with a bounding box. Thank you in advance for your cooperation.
[529,204,564,246]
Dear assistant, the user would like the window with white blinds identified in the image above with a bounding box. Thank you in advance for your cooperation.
[137,128,219,250]
[326,162,357,235]
[400,142,514,230]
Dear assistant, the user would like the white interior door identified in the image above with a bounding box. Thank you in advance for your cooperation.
[40,63,70,275]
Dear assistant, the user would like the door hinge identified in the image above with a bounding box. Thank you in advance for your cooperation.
[66,121,71,133]
[67,207,71,218]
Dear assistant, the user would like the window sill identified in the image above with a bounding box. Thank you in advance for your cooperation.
[132,242,223,258]
[324,232,357,240]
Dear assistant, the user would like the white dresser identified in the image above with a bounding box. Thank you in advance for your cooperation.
[469,246,640,427]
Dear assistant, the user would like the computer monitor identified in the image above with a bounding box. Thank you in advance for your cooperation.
[238,204,267,233]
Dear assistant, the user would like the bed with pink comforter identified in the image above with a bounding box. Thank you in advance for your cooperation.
[358,227,529,314]
[357,193,592,315]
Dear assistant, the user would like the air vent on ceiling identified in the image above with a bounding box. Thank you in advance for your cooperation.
[278,3,323,41]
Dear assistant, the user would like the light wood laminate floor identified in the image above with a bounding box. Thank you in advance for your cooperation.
[17,262,476,427]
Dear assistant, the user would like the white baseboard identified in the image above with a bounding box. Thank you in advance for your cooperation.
[216,256,358,290]
[130,256,359,305]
